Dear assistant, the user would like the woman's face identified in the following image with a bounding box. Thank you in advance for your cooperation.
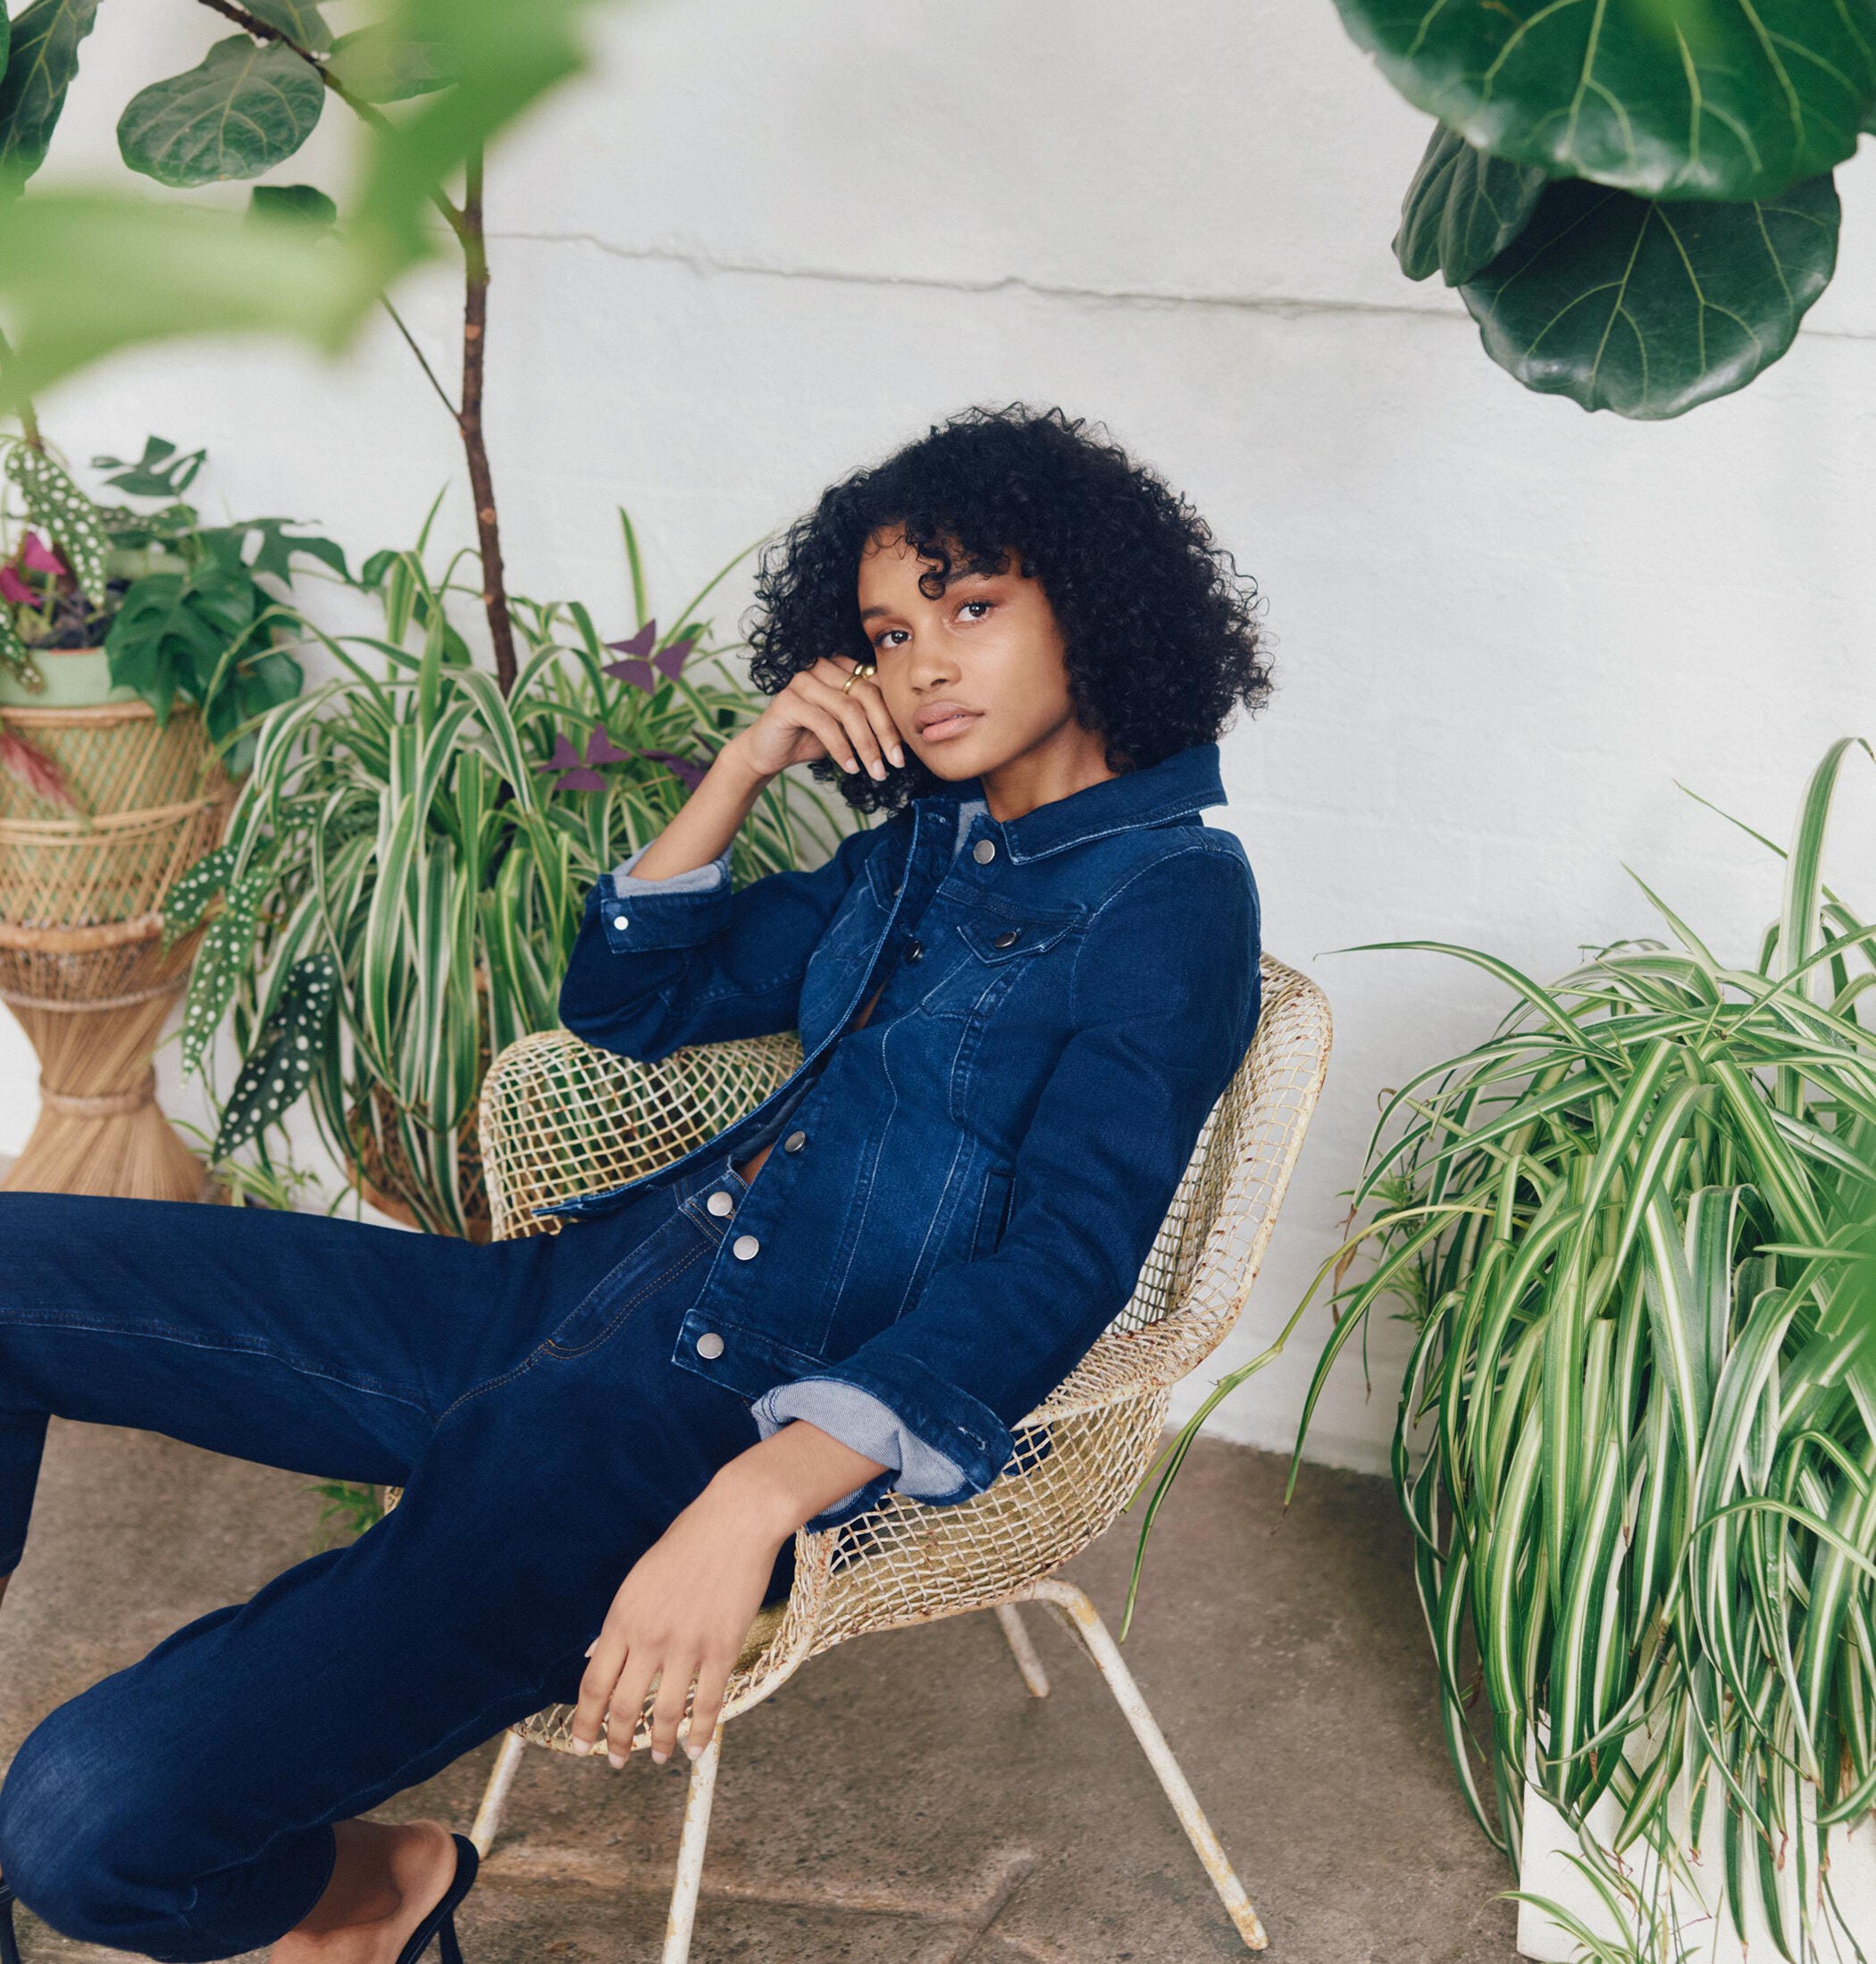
[856,526,1087,785]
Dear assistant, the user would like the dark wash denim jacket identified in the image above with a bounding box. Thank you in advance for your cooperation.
[552,741,1262,1529]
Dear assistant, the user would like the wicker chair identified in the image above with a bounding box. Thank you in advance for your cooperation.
[464,954,1331,1960]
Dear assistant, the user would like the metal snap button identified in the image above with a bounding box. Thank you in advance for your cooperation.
[992,928,1019,949]
[695,1330,725,1359]
[903,937,924,964]
[611,914,630,930]
[733,1234,760,1261]
[707,1190,734,1217]
[972,837,997,864]
[783,1129,808,1153]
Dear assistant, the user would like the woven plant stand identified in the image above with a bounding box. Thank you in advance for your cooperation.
[0,697,234,1201]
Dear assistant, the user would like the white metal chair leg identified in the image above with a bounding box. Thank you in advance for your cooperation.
[470,1730,528,1858]
[993,1601,1051,1698]
[662,1722,725,1964]
[1022,1577,1268,1951]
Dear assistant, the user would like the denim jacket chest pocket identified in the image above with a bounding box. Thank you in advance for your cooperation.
[916,903,1082,1021]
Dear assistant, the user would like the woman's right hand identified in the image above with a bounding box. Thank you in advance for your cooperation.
[733,656,906,785]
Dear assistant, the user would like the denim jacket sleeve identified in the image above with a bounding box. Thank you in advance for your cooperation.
[778,840,1261,1514]
[557,821,889,1060]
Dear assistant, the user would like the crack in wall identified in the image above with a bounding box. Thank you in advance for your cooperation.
[483,228,1876,345]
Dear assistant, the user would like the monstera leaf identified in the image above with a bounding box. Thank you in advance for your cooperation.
[118,35,325,187]
[0,0,100,188]
[1459,172,1840,418]
[1335,0,1876,201]
[1395,124,1549,285]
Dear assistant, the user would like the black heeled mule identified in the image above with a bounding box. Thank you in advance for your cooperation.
[395,1833,479,1964]
[0,1836,474,1964]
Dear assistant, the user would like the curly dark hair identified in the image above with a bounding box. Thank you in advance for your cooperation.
[744,405,1270,812]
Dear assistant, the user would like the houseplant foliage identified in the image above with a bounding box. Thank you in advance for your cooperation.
[0,0,625,695]
[1139,742,1876,1958]
[162,520,850,1240]
[1334,1,1874,416]
[0,432,333,780]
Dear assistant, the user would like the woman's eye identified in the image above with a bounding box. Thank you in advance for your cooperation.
[872,628,909,650]
[958,600,992,622]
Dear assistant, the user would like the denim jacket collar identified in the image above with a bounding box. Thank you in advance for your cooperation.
[921,741,1227,866]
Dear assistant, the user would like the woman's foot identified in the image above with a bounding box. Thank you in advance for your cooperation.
[271,1818,458,1964]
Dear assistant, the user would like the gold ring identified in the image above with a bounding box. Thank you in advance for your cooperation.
[842,662,876,695]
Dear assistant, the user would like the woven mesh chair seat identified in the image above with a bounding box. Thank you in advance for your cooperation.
[464,954,1330,1758]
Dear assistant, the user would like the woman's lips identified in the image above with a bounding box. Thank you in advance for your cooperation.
[916,707,982,743]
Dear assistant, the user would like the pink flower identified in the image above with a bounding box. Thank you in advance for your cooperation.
[0,567,37,607]
[19,533,65,577]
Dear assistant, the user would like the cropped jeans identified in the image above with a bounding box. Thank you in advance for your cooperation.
[0,1157,788,1962]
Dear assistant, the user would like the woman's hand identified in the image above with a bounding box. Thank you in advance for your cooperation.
[570,1479,783,1767]
[733,655,907,785]
[569,1422,888,1766]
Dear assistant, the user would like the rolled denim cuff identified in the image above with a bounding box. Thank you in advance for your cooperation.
[757,1353,1014,1532]
[750,1377,971,1530]
[588,846,733,953]
[607,841,732,893]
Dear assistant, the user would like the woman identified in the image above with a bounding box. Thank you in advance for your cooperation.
[0,405,1269,1963]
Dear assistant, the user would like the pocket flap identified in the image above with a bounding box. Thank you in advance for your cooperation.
[956,911,1077,963]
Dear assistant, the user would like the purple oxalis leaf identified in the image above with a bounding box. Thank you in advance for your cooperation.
[553,768,609,793]
[532,734,585,774]
[19,533,65,577]
[653,630,698,683]
[0,567,35,607]
[642,748,711,793]
[584,728,632,767]
[603,657,657,692]
[604,620,657,657]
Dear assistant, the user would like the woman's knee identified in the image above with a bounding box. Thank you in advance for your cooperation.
[0,1704,194,1952]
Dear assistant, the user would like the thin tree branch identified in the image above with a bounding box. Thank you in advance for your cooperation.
[190,0,470,243]
[458,147,517,696]
[380,298,459,420]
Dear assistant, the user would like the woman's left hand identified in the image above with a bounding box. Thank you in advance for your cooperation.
[569,1479,786,1766]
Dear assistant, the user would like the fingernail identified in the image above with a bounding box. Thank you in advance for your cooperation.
[651,1749,669,1765]
[583,1640,596,1658]
[607,1750,625,1769]
[685,1742,703,1762]
[890,745,904,768]
[842,756,858,773]
[868,760,886,781]
[569,1737,592,1757]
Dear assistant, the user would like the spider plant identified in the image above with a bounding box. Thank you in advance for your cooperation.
[1137,741,1876,1960]
[162,513,850,1238]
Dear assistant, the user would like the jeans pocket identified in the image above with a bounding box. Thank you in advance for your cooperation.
[540,1210,708,1357]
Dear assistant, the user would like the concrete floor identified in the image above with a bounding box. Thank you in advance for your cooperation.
[0,1405,1521,1964]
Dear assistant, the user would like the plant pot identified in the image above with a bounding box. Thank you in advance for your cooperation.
[0,645,140,709]
[0,698,235,1202]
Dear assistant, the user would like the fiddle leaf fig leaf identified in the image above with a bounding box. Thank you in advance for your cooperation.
[326,22,456,102]
[1395,123,1549,286]
[249,183,337,231]
[1334,0,1876,202]
[243,0,332,55]
[0,0,101,189]
[1459,172,1840,419]
[117,35,325,188]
